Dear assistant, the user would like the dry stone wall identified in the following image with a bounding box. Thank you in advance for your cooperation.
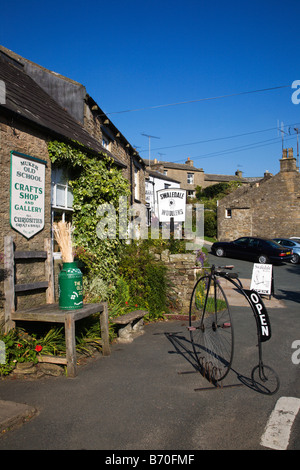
[158,250,198,314]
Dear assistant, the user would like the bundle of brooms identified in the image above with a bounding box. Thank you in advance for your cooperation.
[53,221,74,263]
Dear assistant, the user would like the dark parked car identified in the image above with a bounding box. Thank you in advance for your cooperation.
[211,236,293,264]
[273,238,300,264]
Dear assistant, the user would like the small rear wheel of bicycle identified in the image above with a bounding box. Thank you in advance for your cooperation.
[251,364,280,395]
[189,274,234,382]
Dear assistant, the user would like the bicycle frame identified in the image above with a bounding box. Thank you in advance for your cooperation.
[188,264,279,393]
[214,266,272,382]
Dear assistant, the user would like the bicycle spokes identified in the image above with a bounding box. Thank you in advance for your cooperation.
[251,364,280,395]
[189,275,234,382]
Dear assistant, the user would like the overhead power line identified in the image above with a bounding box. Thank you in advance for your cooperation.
[173,134,296,163]
[140,126,279,153]
[143,121,300,154]
[104,84,289,116]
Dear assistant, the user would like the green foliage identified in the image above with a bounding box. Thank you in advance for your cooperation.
[48,140,130,282]
[145,263,167,316]
[204,211,217,238]
[0,326,65,376]
[195,181,242,238]
[114,276,130,305]
[0,318,116,376]
[141,230,188,254]
[196,181,242,200]
[118,241,168,319]
[83,276,111,303]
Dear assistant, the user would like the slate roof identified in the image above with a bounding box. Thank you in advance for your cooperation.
[204,173,262,183]
[145,159,204,172]
[0,52,125,167]
[146,169,180,183]
[204,173,247,182]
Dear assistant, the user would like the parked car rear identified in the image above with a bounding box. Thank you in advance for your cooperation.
[273,238,300,264]
[211,236,293,264]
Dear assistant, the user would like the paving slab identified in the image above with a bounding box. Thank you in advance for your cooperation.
[219,277,285,308]
[0,400,37,434]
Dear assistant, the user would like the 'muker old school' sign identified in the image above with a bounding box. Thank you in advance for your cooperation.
[10,151,46,239]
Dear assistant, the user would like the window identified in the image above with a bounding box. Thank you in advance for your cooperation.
[134,166,140,200]
[51,168,73,210]
[187,172,194,184]
[164,183,171,189]
[51,168,74,258]
[225,208,232,218]
[102,135,110,150]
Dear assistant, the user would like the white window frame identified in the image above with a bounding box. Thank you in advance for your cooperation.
[187,172,194,184]
[225,208,232,218]
[134,166,140,200]
[51,168,74,259]
[102,135,111,150]
[51,168,74,210]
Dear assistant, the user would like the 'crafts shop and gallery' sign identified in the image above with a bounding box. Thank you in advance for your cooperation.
[10,151,46,238]
[157,188,186,222]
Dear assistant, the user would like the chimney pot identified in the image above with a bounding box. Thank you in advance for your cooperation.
[185,157,193,166]
[288,148,294,158]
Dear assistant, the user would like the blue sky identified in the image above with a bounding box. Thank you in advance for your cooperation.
[1,0,300,177]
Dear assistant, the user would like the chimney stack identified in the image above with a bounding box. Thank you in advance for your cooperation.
[185,157,194,166]
[280,148,297,172]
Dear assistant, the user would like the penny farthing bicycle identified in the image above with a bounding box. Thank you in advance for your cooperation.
[188,264,280,394]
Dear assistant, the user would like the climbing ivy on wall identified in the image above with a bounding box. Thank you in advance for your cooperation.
[48,140,130,282]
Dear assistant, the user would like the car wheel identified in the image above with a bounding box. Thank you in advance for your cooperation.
[216,247,225,257]
[258,254,268,264]
[291,253,299,264]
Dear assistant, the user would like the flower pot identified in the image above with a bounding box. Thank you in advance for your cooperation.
[59,261,83,310]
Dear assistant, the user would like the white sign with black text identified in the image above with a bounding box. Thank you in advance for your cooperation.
[10,151,46,239]
[250,263,273,295]
[157,188,186,222]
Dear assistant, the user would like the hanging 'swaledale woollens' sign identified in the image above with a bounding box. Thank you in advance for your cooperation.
[157,188,186,222]
[10,151,46,239]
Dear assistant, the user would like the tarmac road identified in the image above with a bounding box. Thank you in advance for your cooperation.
[0,254,299,452]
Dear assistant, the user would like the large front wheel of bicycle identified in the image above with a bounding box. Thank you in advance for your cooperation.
[189,274,234,382]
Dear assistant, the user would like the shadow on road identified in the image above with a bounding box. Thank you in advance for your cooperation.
[164,329,279,395]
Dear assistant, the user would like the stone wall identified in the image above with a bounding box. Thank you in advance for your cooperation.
[0,116,53,319]
[158,250,198,313]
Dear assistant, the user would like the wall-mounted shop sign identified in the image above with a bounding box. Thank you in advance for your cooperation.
[10,151,46,238]
[157,188,186,222]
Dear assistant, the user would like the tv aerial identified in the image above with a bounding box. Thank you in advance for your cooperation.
[141,133,160,166]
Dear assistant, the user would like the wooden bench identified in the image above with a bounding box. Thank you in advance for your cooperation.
[112,310,148,343]
[3,236,110,377]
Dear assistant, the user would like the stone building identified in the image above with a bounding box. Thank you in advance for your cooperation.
[217,148,300,241]
[0,47,145,320]
[147,157,257,198]
[147,158,205,197]
[0,46,146,205]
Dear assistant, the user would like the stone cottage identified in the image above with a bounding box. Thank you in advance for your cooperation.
[146,157,258,198]
[0,48,145,322]
[217,148,300,241]
[0,45,146,206]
